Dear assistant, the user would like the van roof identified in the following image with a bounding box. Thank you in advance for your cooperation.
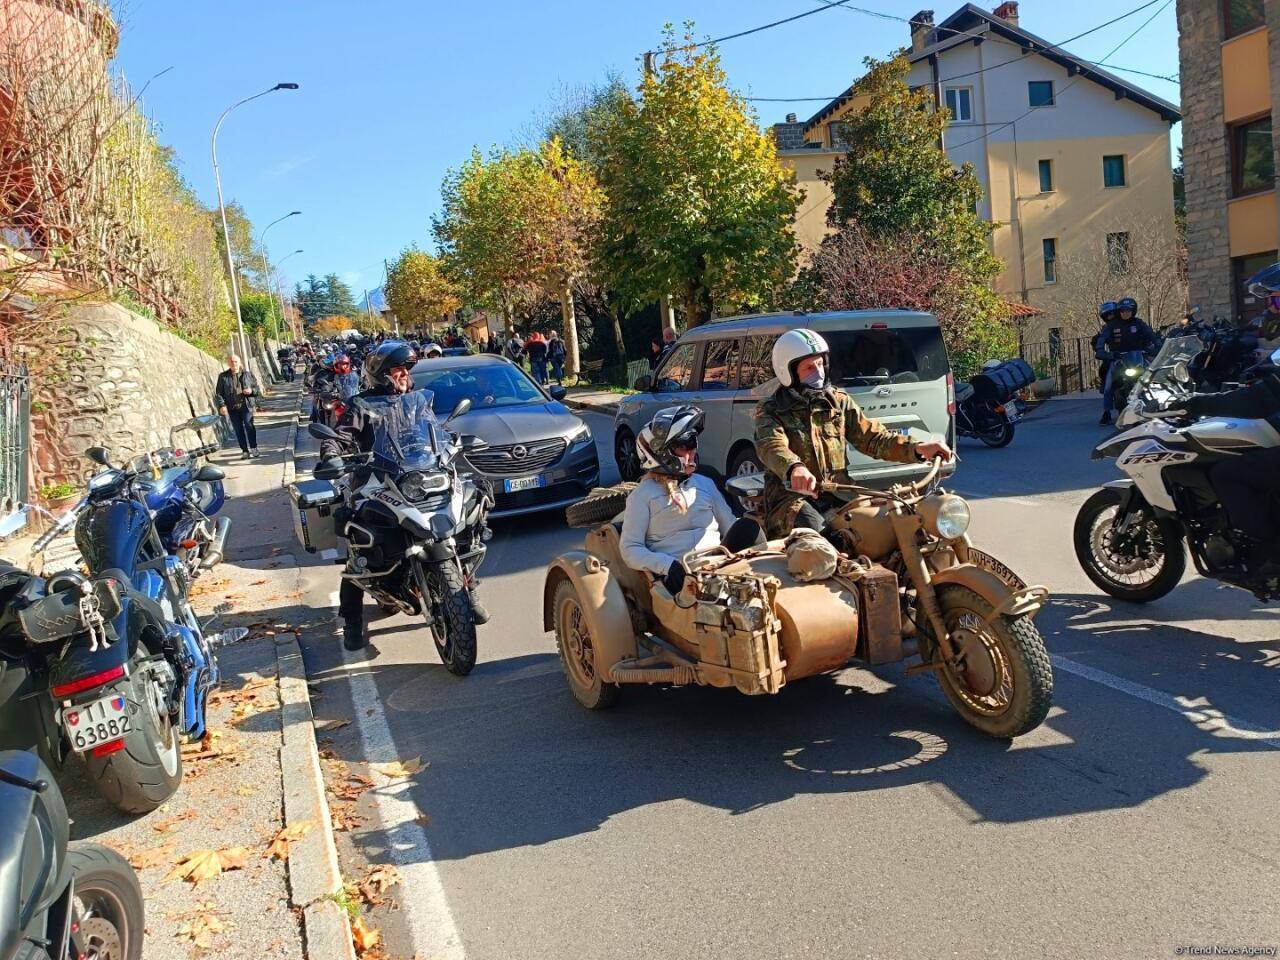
[681,310,939,342]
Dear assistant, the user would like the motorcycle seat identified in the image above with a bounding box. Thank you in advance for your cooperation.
[955,382,975,404]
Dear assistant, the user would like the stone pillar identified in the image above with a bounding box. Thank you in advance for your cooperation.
[1177,0,1233,319]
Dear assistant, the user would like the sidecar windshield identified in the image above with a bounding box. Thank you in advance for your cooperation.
[364,391,441,471]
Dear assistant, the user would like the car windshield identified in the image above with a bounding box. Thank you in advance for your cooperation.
[824,326,948,386]
[1140,335,1202,391]
[413,364,545,411]
[362,390,441,471]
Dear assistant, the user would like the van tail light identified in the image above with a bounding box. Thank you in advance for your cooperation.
[946,371,956,415]
[51,664,126,699]
[870,322,888,329]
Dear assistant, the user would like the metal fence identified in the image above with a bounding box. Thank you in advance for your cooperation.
[1020,335,1099,395]
[0,362,30,511]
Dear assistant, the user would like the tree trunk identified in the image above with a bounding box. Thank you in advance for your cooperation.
[610,310,626,371]
[683,282,713,328]
[558,279,580,377]
[501,299,514,338]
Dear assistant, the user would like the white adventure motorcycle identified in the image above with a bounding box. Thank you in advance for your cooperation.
[304,391,493,673]
[1074,335,1280,602]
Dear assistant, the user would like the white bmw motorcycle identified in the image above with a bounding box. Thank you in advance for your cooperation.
[309,390,493,673]
[1074,335,1280,603]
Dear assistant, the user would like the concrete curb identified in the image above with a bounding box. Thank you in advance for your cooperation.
[564,396,620,417]
[276,631,356,960]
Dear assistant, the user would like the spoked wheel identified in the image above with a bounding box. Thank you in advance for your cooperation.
[552,579,619,710]
[919,585,1053,739]
[68,843,145,960]
[1073,487,1185,602]
[414,559,477,676]
[615,428,642,483]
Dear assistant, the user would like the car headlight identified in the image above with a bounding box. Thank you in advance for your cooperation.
[567,423,592,445]
[400,471,450,501]
[921,494,971,541]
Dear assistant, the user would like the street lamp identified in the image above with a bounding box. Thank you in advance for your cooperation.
[211,82,299,358]
[258,210,301,340]
[275,249,304,341]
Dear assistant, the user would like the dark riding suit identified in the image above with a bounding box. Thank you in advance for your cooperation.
[1094,317,1159,412]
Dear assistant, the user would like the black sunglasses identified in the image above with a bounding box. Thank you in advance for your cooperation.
[671,436,698,453]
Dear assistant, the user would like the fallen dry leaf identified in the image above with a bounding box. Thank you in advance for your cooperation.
[370,757,427,780]
[163,846,250,885]
[357,865,402,905]
[331,804,363,832]
[235,786,259,798]
[315,718,350,732]
[173,902,230,949]
[250,578,268,585]
[153,811,197,834]
[264,819,318,860]
[414,812,431,826]
[351,916,381,956]
[127,842,177,871]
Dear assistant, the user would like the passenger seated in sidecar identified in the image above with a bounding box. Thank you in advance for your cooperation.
[619,405,762,595]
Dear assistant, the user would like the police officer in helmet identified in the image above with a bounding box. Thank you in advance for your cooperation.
[753,329,953,539]
[1095,296,1159,425]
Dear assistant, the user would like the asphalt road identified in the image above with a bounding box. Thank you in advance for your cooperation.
[293,400,1280,960]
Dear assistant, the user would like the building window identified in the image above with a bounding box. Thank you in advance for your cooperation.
[1106,232,1132,275]
[1028,81,1055,107]
[1234,250,1278,323]
[944,86,973,123]
[1042,238,1058,284]
[1103,155,1127,188]
[1038,159,1054,192]
[1223,0,1265,38]
[1231,116,1274,196]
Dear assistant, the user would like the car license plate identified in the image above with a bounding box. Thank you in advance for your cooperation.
[63,694,131,752]
[504,475,545,493]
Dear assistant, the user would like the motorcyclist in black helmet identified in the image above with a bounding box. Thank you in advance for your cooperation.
[1095,297,1159,425]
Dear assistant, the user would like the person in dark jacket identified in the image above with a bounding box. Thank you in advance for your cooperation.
[1094,297,1159,425]
[1170,355,1280,580]
[547,330,567,384]
[215,353,261,459]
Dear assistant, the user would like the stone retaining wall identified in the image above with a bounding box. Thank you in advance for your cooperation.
[13,301,252,488]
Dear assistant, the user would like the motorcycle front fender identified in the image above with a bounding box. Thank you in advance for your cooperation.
[930,563,1049,621]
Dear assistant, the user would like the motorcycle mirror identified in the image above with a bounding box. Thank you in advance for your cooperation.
[85,446,111,466]
[193,414,220,429]
[447,398,472,422]
[308,422,341,441]
[195,464,225,482]
[0,507,29,537]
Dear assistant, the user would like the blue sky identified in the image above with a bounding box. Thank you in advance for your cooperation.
[111,0,1181,297]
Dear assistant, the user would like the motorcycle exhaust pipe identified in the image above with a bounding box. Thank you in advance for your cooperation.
[200,516,232,570]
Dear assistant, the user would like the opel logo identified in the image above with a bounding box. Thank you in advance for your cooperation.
[511,444,528,460]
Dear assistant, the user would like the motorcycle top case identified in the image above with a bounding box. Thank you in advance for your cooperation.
[971,359,1035,404]
[289,479,340,553]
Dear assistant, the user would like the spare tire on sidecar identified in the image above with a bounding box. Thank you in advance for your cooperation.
[544,462,1055,739]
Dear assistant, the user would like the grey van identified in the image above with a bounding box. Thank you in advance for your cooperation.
[613,310,954,486]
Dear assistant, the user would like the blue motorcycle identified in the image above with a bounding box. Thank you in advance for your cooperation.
[24,426,241,813]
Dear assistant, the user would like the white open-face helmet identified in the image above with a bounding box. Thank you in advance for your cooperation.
[771,328,830,388]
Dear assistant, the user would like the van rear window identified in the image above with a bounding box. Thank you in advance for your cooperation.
[825,327,948,386]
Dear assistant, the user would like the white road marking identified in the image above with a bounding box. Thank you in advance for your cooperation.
[330,591,466,959]
[1051,654,1280,749]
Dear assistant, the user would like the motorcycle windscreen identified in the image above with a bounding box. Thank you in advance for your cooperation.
[1138,335,1203,391]
[363,390,442,473]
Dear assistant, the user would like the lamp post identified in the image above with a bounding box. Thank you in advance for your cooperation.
[211,82,299,358]
[258,210,301,341]
[275,249,303,341]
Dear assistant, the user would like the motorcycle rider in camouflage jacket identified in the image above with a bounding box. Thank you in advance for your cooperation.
[754,329,953,538]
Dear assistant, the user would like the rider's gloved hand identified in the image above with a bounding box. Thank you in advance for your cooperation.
[663,561,687,596]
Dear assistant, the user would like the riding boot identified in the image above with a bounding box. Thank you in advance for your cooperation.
[468,585,490,625]
[342,617,366,651]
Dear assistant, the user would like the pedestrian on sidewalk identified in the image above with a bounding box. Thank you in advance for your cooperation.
[547,330,567,384]
[216,353,261,459]
[656,326,677,368]
[527,331,548,384]
[504,333,525,368]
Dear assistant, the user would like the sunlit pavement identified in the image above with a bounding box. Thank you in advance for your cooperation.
[291,400,1280,960]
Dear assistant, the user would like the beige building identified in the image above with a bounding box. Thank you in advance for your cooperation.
[1177,0,1279,323]
[773,2,1181,338]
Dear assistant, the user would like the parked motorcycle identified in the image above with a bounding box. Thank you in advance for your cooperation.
[954,359,1035,447]
[0,750,144,960]
[1075,335,1280,602]
[300,390,493,675]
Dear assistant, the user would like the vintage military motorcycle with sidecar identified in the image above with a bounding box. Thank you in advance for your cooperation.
[545,459,1054,739]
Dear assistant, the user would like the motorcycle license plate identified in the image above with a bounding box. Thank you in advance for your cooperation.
[504,475,545,493]
[63,694,132,752]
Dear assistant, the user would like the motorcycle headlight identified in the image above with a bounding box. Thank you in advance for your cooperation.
[1124,367,1139,377]
[400,471,450,502]
[921,494,971,541]
[567,423,592,445]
